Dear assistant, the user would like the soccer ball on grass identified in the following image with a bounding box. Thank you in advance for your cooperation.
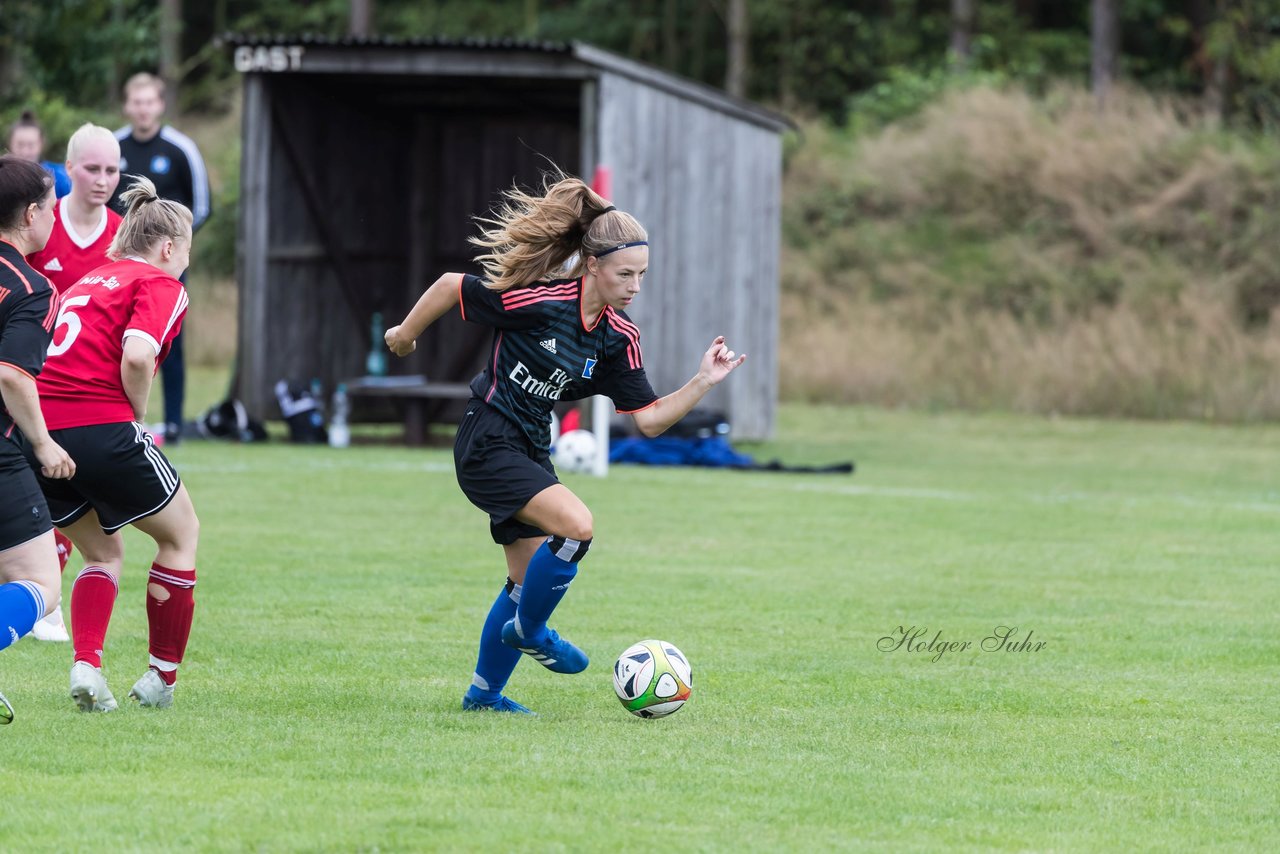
[612,640,692,718]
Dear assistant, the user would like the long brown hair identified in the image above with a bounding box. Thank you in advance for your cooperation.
[470,171,647,291]
[0,155,53,232]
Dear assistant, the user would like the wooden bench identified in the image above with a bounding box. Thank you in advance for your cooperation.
[342,376,474,446]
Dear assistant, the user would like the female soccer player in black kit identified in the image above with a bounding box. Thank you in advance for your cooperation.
[385,173,745,714]
[0,156,76,724]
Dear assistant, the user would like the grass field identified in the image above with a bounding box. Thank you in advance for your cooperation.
[3,399,1279,851]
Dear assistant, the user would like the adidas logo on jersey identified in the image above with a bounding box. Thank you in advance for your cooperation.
[43,257,63,272]
[539,338,557,354]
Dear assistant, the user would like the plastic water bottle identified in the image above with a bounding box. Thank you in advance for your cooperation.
[328,383,350,448]
[366,312,388,377]
[309,378,325,420]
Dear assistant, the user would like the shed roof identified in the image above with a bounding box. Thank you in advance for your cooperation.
[221,33,792,132]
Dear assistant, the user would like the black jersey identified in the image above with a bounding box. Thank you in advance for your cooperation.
[459,274,658,450]
[0,239,57,441]
[109,125,211,231]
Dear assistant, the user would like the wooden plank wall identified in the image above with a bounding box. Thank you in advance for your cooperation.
[267,77,407,412]
[234,63,781,435]
[406,109,580,424]
[596,73,780,439]
[236,72,580,419]
[236,74,273,416]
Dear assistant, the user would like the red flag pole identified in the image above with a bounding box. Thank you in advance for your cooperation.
[591,164,612,201]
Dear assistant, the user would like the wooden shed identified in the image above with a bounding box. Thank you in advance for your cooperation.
[228,34,787,440]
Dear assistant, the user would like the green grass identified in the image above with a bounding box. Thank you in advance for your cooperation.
[4,402,1279,850]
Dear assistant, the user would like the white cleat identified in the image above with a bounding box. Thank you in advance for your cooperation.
[30,608,70,642]
[69,661,118,712]
[128,669,174,709]
[1,689,13,725]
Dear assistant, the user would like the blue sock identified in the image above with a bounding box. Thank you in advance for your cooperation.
[514,536,590,643]
[466,582,522,701]
[0,581,45,652]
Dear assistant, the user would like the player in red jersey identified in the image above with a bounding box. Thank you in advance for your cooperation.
[0,156,76,724]
[27,124,122,292]
[27,177,200,712]
[24,123,123,642]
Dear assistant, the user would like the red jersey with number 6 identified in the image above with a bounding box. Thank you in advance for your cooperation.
[38,258,188,430]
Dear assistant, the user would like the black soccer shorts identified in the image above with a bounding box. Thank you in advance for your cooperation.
[453,398,560,545]
[0,441,53,552]
[29,422,181,535]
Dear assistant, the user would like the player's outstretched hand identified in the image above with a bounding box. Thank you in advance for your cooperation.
[699,335,746,386]
[385,325,417,357]
[33,438,75,480]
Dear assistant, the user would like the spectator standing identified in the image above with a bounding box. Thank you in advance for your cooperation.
[6,111,71,198]
[108,73,210,445]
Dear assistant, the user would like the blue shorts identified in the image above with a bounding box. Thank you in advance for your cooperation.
[453,399,558,545]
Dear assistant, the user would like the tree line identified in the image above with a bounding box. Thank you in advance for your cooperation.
[1,1,1276,127]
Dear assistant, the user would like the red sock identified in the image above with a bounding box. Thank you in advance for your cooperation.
[54,530,74,573]
[71,567,118,668]
[146,564,196,686]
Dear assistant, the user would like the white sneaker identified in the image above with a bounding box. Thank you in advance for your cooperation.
[69,661,118,712]
[0,689,13,725]
[128,669,174,709]
[30,608,70,642]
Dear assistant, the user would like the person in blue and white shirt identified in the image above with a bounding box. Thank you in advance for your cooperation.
[108,72,210,446]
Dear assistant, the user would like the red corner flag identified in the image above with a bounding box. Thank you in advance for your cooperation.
[591,165,612,200]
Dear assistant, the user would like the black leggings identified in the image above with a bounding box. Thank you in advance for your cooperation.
[161,328,185,427]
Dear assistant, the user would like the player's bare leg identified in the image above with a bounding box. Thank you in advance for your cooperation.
[29,530,74,641]
[0,531,63,723]
[503,536,545,586]
[0,531,62,621]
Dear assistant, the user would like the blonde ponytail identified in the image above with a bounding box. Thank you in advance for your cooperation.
[108,175,192,260]
[470,171,646,291]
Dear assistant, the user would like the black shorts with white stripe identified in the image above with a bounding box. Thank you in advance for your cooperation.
[26,422,181,535]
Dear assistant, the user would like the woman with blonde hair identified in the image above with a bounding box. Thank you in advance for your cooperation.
[27,176,199,713]
[28,123,123,291]
[386,172,745,714]
[24,123,124,642]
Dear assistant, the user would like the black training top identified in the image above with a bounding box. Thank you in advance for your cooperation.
[459,274,658,451]
[0,239,57,441]
[109,125,211,232]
